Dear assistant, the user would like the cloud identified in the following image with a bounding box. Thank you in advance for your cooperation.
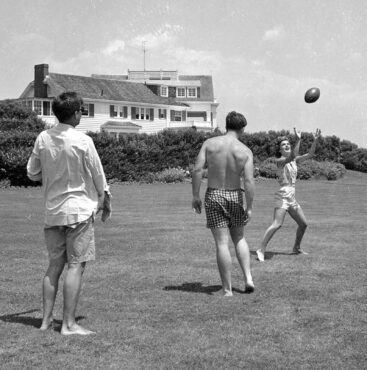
[102,40,125,56]
[129,24,183,49]
[262,25,286,42]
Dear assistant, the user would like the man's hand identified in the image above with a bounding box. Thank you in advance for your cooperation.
[97,191,112,222]
[192,197,202,214]
[244,208,252,224]
[294,127,302,140]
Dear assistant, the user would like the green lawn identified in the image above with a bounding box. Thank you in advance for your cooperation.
[1,172,366,369]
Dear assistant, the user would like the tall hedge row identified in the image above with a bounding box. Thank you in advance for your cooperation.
[0,100,366,186]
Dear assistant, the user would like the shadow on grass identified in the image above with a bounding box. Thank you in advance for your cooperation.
[250,250,293,260]
[164,282,222,295]
[163,282,250,295]
[0,309,85,331]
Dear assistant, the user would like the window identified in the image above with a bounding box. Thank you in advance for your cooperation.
[82,103,94,117]
[33,100,42,115]
[187,87,197,98]
[110,105,118,117]
[160,86,168,97]
[110,105,127,118]
[176,87,186,98]
[119,106,125,118]
[134,107,150,120]
[158,109,166,119]
[174,111,182,121]
[43,101,51,116]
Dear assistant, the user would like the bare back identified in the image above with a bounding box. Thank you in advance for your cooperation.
[205,134,252,189]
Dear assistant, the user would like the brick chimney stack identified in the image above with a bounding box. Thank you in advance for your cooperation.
[34,64,49,98]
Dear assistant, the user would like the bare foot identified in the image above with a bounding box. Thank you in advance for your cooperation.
[61,324,96,336]
[244,279,255,293]
[293,248,308,255]
[256,249,265,262]
[39,319,53,331]
[223,289,233,297]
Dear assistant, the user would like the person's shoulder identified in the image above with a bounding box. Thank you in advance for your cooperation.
[203,135,222,147]
[72,130,92,142]
[237,141,253,155]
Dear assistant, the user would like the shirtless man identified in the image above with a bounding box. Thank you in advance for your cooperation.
[192,111,255,296]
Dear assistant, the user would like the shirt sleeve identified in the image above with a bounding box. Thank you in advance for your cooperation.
[86,137,109,197]
[27,136,42,182]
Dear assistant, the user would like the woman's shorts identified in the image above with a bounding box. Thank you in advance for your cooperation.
[204,188,248,229]
[274,186,300,211]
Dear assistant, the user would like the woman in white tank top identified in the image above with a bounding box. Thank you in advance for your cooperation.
[256,128,321,262]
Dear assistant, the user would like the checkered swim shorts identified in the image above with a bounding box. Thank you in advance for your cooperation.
[204,188,248,229]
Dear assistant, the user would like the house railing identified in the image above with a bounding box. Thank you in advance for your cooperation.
[168,120,213,128]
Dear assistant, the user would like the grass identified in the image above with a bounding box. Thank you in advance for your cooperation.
[1,171,366,369]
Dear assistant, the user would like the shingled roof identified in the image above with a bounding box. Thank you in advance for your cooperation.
[43,73,188,107]
[92,73,215,102]
[178,75,214,101]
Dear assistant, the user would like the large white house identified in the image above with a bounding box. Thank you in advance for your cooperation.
[15,64,219,137]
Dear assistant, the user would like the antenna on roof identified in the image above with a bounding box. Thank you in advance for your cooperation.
[142,41,147,72]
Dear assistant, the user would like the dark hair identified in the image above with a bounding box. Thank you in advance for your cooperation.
[276,136,289,157]
[225,111,247,131]
[52,92,83,123]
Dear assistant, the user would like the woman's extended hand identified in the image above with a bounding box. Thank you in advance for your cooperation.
[294,127,302,139]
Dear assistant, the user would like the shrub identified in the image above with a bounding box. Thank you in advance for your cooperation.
[297,160,320,180]
[318,161,346,180]
[154,167,186,183]
[259,158,278,178]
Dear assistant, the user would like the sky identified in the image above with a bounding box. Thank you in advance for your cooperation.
[1,0,367,148]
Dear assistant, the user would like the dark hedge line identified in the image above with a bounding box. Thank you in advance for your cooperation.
[0,100,366,186]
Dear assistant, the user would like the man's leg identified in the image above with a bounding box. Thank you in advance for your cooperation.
[61,262,94,335]
[257,208,287,261]
[230,227,254,292]
[40,258,66,330]
[288,206,308,254]
[211,228,233,296]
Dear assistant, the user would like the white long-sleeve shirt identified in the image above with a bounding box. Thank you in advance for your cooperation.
[27,123,109,226]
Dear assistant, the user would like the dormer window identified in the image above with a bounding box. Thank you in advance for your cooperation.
[160,86,168,97]
[187,87,197,98]
[177,87,186,98]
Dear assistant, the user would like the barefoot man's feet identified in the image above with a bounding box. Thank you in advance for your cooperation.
[61,324,96,336]
[39,319,54,331]
[256,249,265,262]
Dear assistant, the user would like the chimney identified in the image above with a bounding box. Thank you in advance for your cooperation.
[34,64,49,98]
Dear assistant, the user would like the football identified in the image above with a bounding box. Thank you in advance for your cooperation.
[304,87,320,103]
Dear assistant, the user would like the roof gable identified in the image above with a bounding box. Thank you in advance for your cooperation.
[178,75,214,101]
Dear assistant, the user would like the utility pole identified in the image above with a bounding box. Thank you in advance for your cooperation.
[142,41,147,71]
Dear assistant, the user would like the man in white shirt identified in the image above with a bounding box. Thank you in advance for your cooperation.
[27,91,111,335]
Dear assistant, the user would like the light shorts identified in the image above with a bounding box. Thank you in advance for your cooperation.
[274,186,300,211]
[204,187,248,229]
[44,216,95,264]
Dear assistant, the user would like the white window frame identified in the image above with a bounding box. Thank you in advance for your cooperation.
[81,103,91,117]
[119,106,125,118]
[187,87,197,98]
[174,111,182,121]
[160,86,168,97]
[33,100,42,115]
[176,87,186,98]
[158,108,166,119]
[135,107,150,120]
